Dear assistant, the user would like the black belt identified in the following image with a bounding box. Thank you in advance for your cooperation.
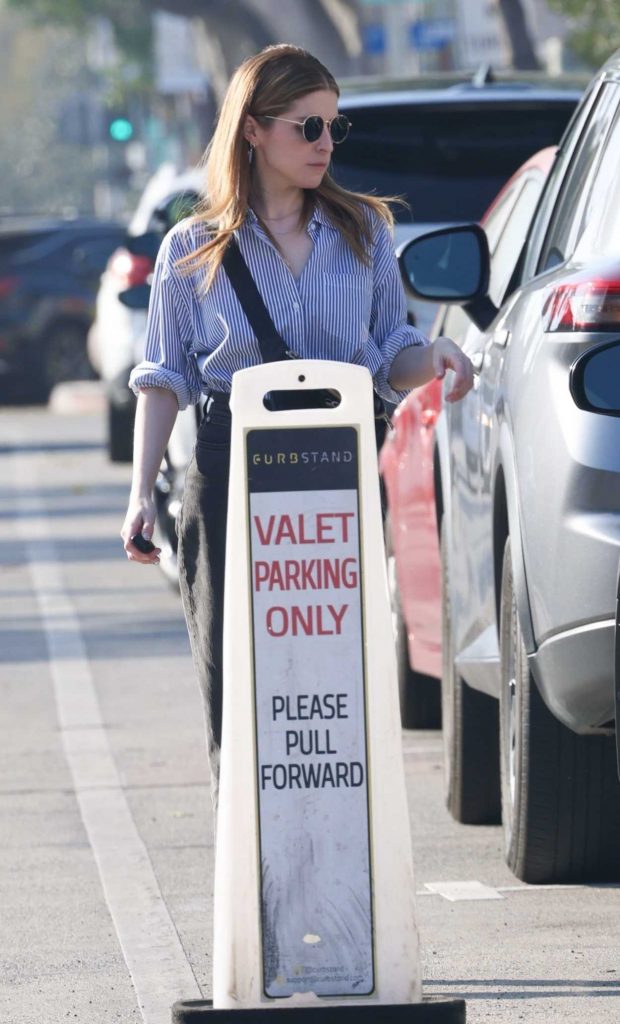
[205,391,231,414]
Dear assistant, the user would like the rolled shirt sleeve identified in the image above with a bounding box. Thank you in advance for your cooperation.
[370,216,429,405]
[129,226,203,411]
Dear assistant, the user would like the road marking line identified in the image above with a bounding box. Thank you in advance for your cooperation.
[417,881,591,898]
[496,883,588,892]
[13,475,201,1024]
[424,880,504,901]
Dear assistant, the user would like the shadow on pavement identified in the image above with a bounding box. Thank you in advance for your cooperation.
[424,978,620,999]
[0,538,123,564]
[1,616,188,663]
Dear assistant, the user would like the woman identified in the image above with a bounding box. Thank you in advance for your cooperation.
[121,43,473,809]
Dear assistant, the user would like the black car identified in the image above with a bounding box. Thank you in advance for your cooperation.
[334,76,583,335]
[0,217,126,400]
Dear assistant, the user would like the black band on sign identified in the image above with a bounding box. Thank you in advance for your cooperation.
[246,427,358,493]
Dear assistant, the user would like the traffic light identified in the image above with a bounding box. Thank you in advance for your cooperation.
[107,115,134,143]
[108,117,134,143]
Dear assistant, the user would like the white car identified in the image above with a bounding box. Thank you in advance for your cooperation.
[88,164,203,460]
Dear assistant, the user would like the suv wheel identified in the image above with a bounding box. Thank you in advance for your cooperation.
[440,519,500,823]
[499,538,620,882]
[385,515,441,729]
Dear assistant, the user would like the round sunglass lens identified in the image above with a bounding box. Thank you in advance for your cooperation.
[303,116,324,142]
[330,116,350,143]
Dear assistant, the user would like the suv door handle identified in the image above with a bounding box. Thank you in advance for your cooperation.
[470,352,484,374]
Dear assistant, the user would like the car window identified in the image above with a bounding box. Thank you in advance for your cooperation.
[434,301,471,345]
[0,231,55,265]
[516,84,600,284]
[488,177,545,305]
[8,231,85,267]
[571,103,620,261]
[430,169,548,338]
[332,101,577,224]
[150,191,200,233]
[537,85,619,273]
[71,235,126,274]
[482,181,522,250]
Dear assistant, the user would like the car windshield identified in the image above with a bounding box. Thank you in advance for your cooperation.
[0,232,56,265]
[332,102,577,223]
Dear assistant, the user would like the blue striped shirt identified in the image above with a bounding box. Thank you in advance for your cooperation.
[129,203,428,409]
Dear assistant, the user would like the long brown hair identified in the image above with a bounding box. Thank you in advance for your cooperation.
[177,44,398,289]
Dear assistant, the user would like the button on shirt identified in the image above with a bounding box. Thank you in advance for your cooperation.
[129,204,428,409]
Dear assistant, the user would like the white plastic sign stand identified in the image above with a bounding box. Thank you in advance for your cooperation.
[171,361,465,1024]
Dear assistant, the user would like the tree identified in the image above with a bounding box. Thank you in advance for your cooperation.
[7,0,152,68]
[0,7,103,214]
[547,0,620,68]
[9,0,361,102]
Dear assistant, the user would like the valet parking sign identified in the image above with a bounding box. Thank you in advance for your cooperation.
[246,425,374,1000]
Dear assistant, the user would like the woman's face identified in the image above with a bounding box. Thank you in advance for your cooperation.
[249,88,339,192]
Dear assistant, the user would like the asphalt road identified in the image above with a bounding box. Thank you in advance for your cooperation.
[1,398,619,1024]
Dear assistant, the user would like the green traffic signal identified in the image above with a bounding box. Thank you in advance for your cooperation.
[109,117,134,142]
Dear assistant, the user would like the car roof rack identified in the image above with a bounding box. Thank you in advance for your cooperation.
[472,64,496,86]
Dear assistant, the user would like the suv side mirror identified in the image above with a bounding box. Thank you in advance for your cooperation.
[398,224,498,331]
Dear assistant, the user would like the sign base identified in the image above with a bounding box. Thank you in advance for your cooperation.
[171,999,466,1023]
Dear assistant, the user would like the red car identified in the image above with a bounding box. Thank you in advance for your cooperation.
[381,146,557,728]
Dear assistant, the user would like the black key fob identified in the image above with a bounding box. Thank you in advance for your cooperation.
[131,533,156,554]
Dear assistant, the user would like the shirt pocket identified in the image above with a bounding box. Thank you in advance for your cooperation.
[316,273,372,357]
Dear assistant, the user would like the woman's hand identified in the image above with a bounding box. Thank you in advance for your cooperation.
[121,495,161,565]
[431,336,475,402]
[120,388,179,565]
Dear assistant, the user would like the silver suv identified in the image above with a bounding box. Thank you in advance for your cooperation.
[399,51,620,883]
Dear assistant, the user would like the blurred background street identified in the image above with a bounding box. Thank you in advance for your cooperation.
[0,0,602,226]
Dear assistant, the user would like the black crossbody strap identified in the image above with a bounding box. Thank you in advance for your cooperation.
[222,236,290,364]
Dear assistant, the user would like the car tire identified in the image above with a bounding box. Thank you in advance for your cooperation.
[108,399,135,463]
[440,519,501,824]
[499,538,620,883]
[385,515,441,729]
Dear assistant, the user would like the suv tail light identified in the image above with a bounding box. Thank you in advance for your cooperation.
[543,266,620,332]
[108,248,154,290]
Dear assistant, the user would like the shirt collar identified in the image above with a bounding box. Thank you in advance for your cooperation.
[309,202,335,230]
[246,201,335,231]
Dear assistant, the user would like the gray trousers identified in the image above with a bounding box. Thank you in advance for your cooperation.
[177,395,231,812]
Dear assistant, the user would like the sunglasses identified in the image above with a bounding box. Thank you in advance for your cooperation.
[263,113,351,144]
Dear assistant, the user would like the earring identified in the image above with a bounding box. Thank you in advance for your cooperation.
[248,144,254,165]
